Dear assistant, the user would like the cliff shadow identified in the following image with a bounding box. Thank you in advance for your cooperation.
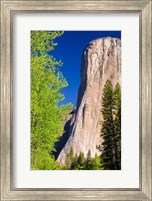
[53,109,76,159]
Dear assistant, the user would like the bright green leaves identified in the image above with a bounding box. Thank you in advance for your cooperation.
[31,31,64,54]
[31,31,72,170]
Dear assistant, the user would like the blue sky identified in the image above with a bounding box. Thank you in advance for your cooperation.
[51,31,121,107]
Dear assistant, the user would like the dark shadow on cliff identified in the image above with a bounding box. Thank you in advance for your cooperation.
[53,46,89,160]
[76,46,88,109]
[53,109,76,159]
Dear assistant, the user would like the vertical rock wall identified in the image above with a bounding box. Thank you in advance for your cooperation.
[57,37,121,164]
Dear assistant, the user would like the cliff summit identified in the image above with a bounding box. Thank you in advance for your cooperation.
[57,37,121,164]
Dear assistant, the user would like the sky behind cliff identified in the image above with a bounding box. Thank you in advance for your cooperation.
[51,31,121,107]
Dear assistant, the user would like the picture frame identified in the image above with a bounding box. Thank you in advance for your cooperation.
[0,0,151,200]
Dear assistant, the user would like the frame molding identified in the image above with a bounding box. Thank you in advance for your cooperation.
[0,0,151,200]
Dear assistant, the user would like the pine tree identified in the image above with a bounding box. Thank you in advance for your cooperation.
[66,150,103,170]
[70,153,79,170]
[31,31,72,170]
[65,147,74,169]
[65,153,71,169]
[77,152,85,169]
[113,83,121,169]
[100,80,115,169]
[87,149,91,161]
[90,154,102,170]
[100,80,121,170]
[69,147,74,160]
[85,150,92,169]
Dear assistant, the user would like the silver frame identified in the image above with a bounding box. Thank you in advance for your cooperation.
[0,0,151,200]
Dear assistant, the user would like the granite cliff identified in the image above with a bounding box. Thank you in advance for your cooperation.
[57,37,121,164]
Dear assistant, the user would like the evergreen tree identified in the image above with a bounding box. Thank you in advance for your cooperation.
[77,152,85,169]
[70,153,79,170]
[87,149,91,161]
[85,150,92,170]
[100,80,115,169]
[65,147,74,169]
[90,154,102,170]
[69,147,74,160]
[31,31,72,170]
[65,153,71,169]
[113,83,121,169]
[64,149,103,170]
[100,80,121,170]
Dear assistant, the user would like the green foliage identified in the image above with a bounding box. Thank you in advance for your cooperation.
[85,149,92,169]
[31,31,72,170]
[100,80,121,170]
[89,155,102,170]
[77,152,85,170]
[113,83,121,169]
[65,147,74,169]
[31,31,64,54]
[65,149,103,170]
[87,149,91,161]
[70,154,79,170]
[63,81,121,171]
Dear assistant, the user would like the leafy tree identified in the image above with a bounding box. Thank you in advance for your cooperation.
[100,80,121,170]
[31,31,63,53]
[31,31,72,170]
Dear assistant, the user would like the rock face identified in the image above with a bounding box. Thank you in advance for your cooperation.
[54,109,76,159]
[57,37,121,164]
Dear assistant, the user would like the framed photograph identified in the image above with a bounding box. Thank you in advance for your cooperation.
[0,0,151,200]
